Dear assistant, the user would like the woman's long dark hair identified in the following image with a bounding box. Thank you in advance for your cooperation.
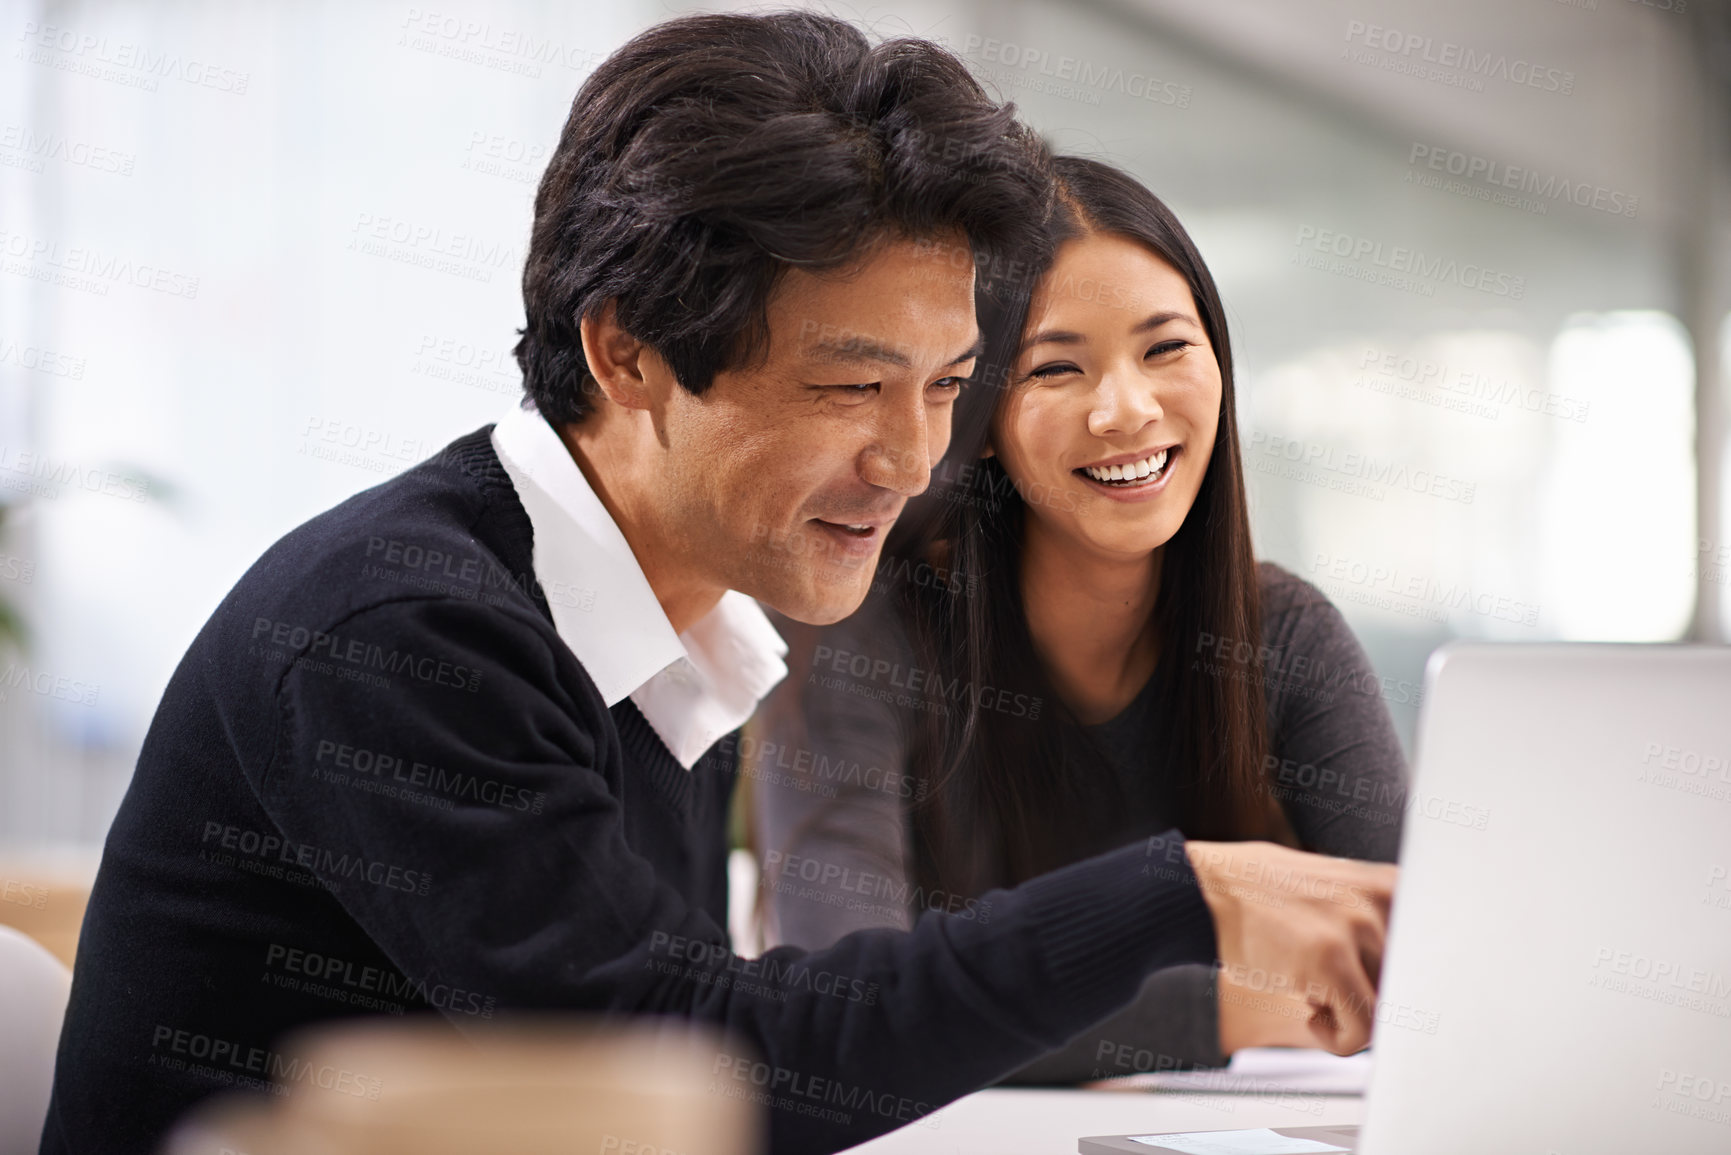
[886,155,1294,898]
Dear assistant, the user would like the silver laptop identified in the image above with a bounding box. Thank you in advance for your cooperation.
[1084,643,1731,1155]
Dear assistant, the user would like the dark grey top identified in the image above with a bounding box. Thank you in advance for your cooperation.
[749,562,1409,1083]
[1083,662,1172,807]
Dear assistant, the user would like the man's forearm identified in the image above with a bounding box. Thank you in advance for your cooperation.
[632,836,1218,1155]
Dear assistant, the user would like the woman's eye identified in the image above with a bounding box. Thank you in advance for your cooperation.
[1147,340,1190,359]
[1027,362,1080,380]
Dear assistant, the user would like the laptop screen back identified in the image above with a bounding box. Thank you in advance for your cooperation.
[1361,644,1731,1155]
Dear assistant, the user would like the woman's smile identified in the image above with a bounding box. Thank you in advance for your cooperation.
[1073,444,1181,500]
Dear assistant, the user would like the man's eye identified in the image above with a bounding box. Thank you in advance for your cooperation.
[822,383,878,395]
[929,376,965,393]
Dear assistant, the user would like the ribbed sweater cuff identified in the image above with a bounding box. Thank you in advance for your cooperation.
[1015,831,1218,1013]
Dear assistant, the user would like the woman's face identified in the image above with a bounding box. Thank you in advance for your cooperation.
[992,230,1222,563]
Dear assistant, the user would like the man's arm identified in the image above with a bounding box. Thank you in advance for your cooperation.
[253,595,1225,1155]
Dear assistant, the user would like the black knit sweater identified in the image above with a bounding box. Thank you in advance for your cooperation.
[41,426,1216,1155]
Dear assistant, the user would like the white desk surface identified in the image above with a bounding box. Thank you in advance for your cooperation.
[843,1087,1365,1155]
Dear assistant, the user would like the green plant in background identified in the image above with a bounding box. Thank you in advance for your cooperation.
[0,464,177,660]
[0,504,24,653]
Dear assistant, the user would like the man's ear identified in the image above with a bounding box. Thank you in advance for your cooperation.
[579,302,657,411]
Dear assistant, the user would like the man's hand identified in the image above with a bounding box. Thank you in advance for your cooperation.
[1216,964,1324,1055]
[1184,840,1396,1056]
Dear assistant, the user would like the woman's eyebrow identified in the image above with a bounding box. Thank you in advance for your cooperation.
[1130,310,1192,333]
[1023,327,1083,347]
[1024,310,1194,349]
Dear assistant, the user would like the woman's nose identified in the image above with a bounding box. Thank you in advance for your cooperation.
[1087,366,1164,437]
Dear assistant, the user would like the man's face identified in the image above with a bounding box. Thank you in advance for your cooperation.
[652,234,980,624]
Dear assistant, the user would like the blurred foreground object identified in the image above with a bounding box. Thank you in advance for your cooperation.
[162,1018,761,1155]
[0,850,97,969]
[0,924,71,1154]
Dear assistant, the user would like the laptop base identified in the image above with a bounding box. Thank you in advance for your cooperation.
[1080,1124,1361,1155]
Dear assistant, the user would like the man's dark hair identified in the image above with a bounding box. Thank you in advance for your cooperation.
[514,11,1053,424]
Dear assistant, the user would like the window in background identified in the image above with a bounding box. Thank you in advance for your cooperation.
[0,0,1719,845]
[0,0,649,844]
[958,0,1699,751]
[1539,311,1696,642]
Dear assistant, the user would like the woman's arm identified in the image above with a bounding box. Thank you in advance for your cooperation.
[1002,964,1225,1081]
[753,570,1406,1085]
[756,625,1238,1079]
[1005,567,1410,1082]
[751,596,918,950]
[1256,563,1409,863]
[755,617,1237,1080]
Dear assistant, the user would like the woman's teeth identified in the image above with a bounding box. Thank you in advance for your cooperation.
[1081,448,1170,485]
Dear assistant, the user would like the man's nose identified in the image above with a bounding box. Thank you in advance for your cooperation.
[860,394,932,497]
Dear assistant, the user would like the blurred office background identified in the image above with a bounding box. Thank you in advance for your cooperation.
[0,0,1727,862]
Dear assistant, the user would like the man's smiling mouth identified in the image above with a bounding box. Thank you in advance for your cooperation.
[805,516,893,558]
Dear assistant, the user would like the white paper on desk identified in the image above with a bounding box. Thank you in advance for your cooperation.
[1126,1129,1351,1154]
[1115,1048,1371,1095]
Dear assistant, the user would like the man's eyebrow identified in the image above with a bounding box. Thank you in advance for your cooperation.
[1024,311,1192,348]
[806,333,984,369]
[808,337,912,368]
[945,336,985,367]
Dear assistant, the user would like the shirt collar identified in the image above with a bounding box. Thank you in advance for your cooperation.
[491,403,787,769]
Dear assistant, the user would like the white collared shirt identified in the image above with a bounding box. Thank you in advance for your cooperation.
[491,403,788,769]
